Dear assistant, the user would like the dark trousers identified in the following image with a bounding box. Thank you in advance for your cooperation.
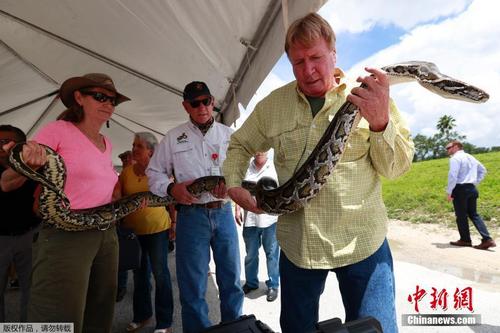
[452,184,491,241]
[0,229,38,322]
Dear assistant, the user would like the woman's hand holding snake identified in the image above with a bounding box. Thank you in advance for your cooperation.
[21,141,47,170]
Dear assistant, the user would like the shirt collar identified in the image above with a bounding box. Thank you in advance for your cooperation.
[250,158,271,174]
[295,68,347,108]
[189,116,214,135]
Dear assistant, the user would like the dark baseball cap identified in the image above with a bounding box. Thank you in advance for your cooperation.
[183,81,211,101]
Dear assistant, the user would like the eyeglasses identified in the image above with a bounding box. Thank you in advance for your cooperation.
[188,97,212,108]
[80,91,118,106]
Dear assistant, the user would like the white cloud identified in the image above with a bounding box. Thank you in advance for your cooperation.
[319,0,471,33]
[345,0,500,147]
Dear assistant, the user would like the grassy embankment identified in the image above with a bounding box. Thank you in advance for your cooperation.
[382,151,499,230]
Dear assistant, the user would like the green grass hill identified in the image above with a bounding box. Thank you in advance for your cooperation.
[382,151,499,228]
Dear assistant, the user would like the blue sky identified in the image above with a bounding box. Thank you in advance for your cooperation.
[237,0,499,148]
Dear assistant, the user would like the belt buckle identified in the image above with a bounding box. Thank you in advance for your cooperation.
[206,201,222,209]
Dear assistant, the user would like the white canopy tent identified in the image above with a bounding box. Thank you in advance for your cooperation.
[0,0,326,164]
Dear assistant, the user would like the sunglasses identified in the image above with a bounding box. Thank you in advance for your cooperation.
[81,91,118,106]
[188,97,212,108]
[445,145,454,150]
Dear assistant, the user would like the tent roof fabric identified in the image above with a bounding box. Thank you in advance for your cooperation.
[0,0,326,164]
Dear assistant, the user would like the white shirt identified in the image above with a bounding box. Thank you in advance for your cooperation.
[243,158,278,228]
[447,150,487,194]
[146,120,233,203]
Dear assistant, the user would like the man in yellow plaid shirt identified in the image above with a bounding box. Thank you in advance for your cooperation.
[223,13,414,333]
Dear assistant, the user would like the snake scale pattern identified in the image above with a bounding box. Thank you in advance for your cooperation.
[8,142,224,231]
[8,61,489,230]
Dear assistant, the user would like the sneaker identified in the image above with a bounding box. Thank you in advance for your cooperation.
[242,284,258,294]
[266,288,278,302]
[126,317,153,332]
[153,328,173,333]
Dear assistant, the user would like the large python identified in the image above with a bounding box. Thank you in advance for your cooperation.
[253,61,489,214]
[8,141,224,231]
[8,61,489,230]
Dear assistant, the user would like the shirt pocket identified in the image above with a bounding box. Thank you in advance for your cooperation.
[172,143,194,177]
[214,139,230,164]
[274,121,309,173]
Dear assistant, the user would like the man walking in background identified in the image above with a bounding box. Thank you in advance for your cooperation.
[446,140,496,250]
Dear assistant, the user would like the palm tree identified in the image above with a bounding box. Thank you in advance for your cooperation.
[437,115,456,136]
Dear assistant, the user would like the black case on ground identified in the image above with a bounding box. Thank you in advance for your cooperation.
[201,314,274,333]
[201,315,383,333]
[315,316,383,333]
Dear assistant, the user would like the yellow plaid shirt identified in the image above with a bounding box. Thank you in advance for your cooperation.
[223,69,414,269]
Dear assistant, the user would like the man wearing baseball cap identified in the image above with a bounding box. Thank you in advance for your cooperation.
[147,81,243,332]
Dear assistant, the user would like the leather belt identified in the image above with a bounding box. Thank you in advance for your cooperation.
[187,201,224,209]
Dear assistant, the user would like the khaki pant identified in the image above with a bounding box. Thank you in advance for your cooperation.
[29,226,118,333]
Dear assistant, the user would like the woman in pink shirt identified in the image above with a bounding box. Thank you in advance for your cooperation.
[4,73,130,333]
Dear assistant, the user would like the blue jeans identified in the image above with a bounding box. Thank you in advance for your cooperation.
[176,203,243,333]
[452,184,492,241]
[242,223,280,289]
[279,239,397,333]
[133,230,173,330]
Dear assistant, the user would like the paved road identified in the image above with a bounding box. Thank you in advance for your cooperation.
[5,221,500,332]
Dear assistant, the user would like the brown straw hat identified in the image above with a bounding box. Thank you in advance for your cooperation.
[59,73,130,107]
